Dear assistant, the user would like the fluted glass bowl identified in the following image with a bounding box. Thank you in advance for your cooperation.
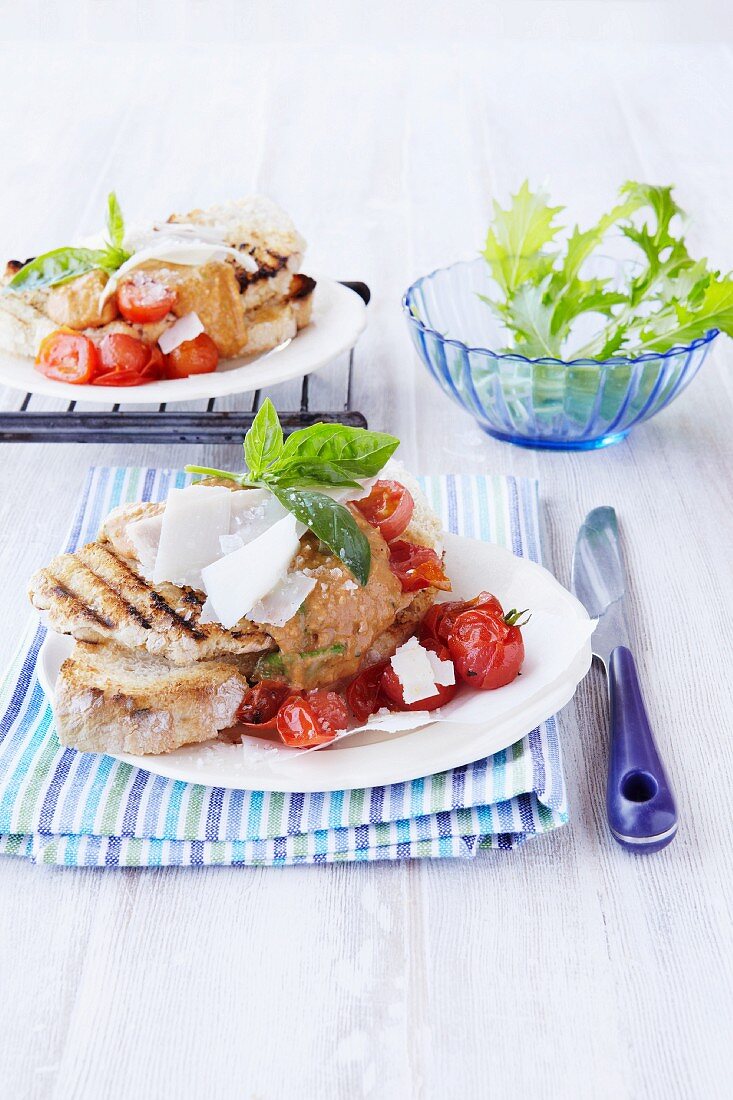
[402,258,719,450]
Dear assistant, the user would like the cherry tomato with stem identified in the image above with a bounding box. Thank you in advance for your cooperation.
[447,607,528,690]
[36,328,100,384]
[421,591,504,645]
[354,480,414,542]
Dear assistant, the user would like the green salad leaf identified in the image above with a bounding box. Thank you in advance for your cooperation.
[5,192,131,294]
[185,403,399,584]
[482,181,563,298]
[480,180,733,359]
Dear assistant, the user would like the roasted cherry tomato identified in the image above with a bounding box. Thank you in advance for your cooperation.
[94,334,167,386]
[276,689,350,748]
[98,333,150,374]
[117,272,176,324]
[140,345,166,379]
[237,680,293,731]
[354,480,414,542]
[447,608,525,690]
[388,540,452,593]
[93,369,149,387]
[346,661,390,722]
[165,332,219,378]
[421,591,504,645]
[381,637,457,711]
[36,328,100,384]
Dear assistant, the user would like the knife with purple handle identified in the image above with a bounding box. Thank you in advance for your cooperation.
[571,507,678,853]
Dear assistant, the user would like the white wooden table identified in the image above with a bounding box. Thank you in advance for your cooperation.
[0,8,732,1098]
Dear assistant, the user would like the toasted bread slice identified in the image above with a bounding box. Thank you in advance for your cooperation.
[28,539,272,666]
[168,195,306,314]
[55,640,249,755]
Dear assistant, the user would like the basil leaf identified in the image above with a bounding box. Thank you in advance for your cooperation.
[98,245,130,274]
[6,247,108,293]
[106,192,125,250]
[244,399,284,477]
[184,465,252,486]
[267,467,361,489]
[272,423,399,482]
[270,486,371,586]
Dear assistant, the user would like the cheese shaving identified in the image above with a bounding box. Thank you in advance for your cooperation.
[158,312,204,354]
[389,637,445,704]
[249,571,317,628]
[98,238,257,308]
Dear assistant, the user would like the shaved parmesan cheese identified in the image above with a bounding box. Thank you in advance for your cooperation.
[426,647,456,687]
[201,514,300,630]
[126,513,164,579]
[158,312,204,354]
[99,238,258,308]
[345,477,379,502]
[124,485,293,588]
[249,570,317,628]
[389,637,443,705]
[219,533,244,555]
[136,223,232,247]
[153,485,232,589]
[229,488,289,542]
[319,478,378,505]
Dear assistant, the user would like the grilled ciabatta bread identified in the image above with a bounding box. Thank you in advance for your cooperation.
[28,538,273,666]
[55,641,250,755]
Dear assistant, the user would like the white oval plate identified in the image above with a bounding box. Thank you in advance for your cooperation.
[37,536,593,793]
[0,276,366,404]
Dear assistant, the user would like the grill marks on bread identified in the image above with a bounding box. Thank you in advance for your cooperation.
[29,539,271,665]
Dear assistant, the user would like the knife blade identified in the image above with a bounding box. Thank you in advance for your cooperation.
[571,506,678,853]
[571,505,630,663]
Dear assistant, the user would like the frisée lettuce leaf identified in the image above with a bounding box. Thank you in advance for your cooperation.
[480,181,733,359]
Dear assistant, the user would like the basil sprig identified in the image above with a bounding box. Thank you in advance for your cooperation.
[5,191,131,294]
[185,400,400,586]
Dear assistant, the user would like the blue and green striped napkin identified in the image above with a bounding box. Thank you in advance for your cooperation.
[0,467,568,867]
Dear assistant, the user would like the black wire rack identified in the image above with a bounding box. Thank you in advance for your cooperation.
[0,281,370,443]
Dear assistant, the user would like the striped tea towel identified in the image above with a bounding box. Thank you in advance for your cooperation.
[0,467,568,867]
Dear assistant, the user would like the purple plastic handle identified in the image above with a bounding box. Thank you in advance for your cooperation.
[607,646,678,853]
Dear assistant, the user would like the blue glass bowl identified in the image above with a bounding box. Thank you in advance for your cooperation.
[402,258,719,450]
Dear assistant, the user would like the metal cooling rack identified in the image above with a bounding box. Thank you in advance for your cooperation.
[0,281,370,443]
